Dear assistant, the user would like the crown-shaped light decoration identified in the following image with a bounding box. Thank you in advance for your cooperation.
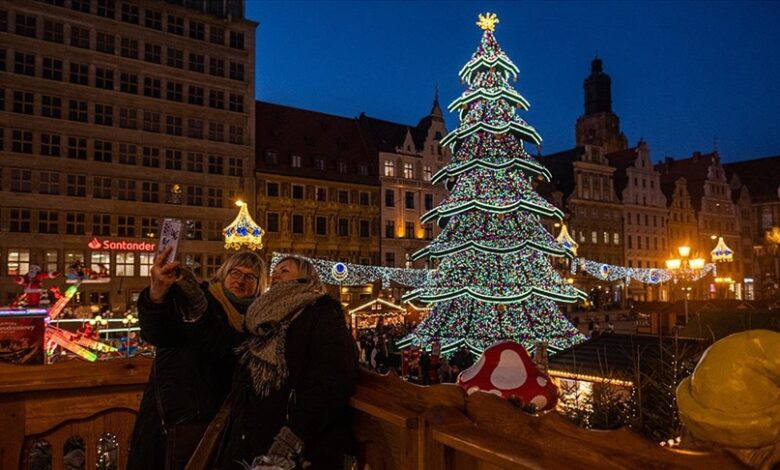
[555,224,578,256]
[766,227,780,245]
[710,236,733,263]
[224,200,264,251]
[476,12,499,31]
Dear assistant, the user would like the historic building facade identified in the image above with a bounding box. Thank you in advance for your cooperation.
[359,98,450,269]
[657,152,745,299]
[0,0,257,309]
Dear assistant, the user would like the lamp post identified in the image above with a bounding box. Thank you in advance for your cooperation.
[665,246,706,324]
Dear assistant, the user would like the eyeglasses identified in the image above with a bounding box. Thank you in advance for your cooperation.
[227,269,259,283]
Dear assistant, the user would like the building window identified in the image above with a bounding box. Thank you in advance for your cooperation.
[44,250,59,273]
[338,161,348,174]
[188,85,204,105]
[92,214,111,237]
[266,182,279,197]
[358,163,368,177]
[12,130,33,153]
[66,137,87,160]
[68,100,88,122]
[229,31,244,49]
[66,212,86,234]
[43,20,64,43]
[90,251,111,274]
[291,184,304,200]
[96,32,115,54]
[384,160,395,177]
[11,169,32,192]
[15,13,37,38]
[292,214,304,234]
[591,231,598,244]
[142,146,159,167]
[210,26,225,45]
[144,9,161,29]
[208,89,224,109]
[121,2,139,24]
[41,132,62,157]
[315,158,325,170]
[95,68,114,89]
[338,218,349,237]
[120,37,138,59]
[204,255,222,277]
[185,219,202,240]
[228,157,242,177]
[119,143,136,165]
[208,155,224,174]
[93,176,112,199]
[115,252,135,276]
[403,162,414,179]
[359,192,370,206]
[423,165,432,182]
[70,25,90,49]
[143,111,160,132]
[167,14,183,34]
[424,193,434,211]
[167,47,183,68]
[385,220,395,239]
[405,221,414,238]
[187,118,203,139]
[229,61,244,81]
[94,104,114,126]
[603,231,609,244]
[209,57,224,76]
[144,77,161,98]
[338,190,349,204]
[71,0,90,12]
[207,188,223,208]
[12,91,34,115]
[70,63,89,85]
[7,249,31,276]
[190,21,205,40]
[40,171,60,194]
[189,53,204,73]
[208,122,224,141]
[385,252,395,267]
[187,152,203,172]
[141,181,159,203]
[229,93,244,112]
[405,191,415,209]
[266,213,279,232]
[165,149,182,170]
[291,155,302,168]
[359,219,370,238]
[93,139,114,163]
[119,107,137,129]
[166,115,183,136]
[425,222,434,240]
[385,189,395,207]
[10,209,31,232]
[116,215,135,237]
[138,252,153,277]
[14,52,35,76]
[228,125,243,144]
[187,186,203,206]
[42,57,63,80]
[117,179,136,201]
[315,216,327,236]
[120,72,138,94]
[166,81,183,101]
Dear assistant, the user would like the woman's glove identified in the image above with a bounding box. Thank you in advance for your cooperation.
[176,267,208,322]
[249,426,303,470]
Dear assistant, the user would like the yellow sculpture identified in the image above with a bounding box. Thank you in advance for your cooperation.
[476,12,499,32]
[677,329,780,468]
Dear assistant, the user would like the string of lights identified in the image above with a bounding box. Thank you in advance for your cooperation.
[577,258,717,284]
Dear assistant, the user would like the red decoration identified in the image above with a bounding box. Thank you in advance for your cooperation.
[457,340,557,411]
[13,265,60,307]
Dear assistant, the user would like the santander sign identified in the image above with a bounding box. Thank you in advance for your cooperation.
[87,237,156,252]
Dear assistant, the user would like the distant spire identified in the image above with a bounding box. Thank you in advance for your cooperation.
[430,84,443,119]
[584,56,611,114]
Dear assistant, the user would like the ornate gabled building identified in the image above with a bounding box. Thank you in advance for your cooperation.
[608,140,669,301]
[724,155,780,299]
[543,145,624,306]
[0,0,257,309]
[359,97,450,269]
[575,58,628,154]
[663,177,700,257]
[656,151,744,299]
[254,101,380,266]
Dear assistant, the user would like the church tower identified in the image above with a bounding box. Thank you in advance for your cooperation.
[575,57,628,153]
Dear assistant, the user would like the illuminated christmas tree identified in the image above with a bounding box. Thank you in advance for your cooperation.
[400,13,587,354]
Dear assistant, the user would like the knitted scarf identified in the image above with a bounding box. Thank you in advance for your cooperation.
[236,281,322,397]
[207,283,251,332]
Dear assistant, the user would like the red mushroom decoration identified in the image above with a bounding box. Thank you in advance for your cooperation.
[457,340,558,411]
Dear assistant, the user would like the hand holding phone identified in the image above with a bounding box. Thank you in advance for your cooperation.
[156,218,183,265]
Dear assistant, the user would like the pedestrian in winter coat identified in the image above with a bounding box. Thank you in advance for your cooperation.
[209,255,358,470]
[127,247,266,470]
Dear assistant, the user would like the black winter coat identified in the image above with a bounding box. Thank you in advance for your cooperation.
[201,294,359,470]
[127,283,247,470]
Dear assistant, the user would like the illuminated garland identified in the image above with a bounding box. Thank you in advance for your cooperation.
[270,253,431,289]
[577,258,717,284]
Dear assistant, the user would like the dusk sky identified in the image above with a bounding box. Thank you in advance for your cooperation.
[248,1,780,163]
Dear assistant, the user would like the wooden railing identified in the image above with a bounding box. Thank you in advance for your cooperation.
[0,357,747,470]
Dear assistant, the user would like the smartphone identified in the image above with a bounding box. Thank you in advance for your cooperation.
[156,219,183,264]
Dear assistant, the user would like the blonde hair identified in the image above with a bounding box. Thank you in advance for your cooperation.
[274,255,325,293]
[212,251,267,296]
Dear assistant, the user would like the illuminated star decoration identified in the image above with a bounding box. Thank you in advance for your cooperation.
[224,200,265,251]
[476,12,499,32]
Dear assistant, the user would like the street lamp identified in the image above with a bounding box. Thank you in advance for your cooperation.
[666,246,706,324]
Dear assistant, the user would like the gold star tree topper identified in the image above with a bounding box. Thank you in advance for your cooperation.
[476,12,499,32]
